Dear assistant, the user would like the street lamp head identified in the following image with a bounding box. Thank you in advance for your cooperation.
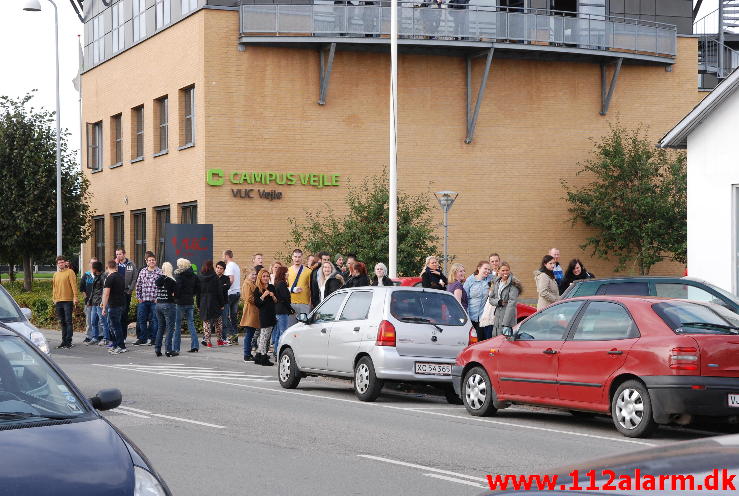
[23,0,42,11]
[434,190,459,211]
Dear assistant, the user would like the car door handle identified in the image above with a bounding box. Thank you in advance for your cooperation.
[542,348,558,355]
[320,328,327,334]
[607,350,623,355]
[353,327,360,332]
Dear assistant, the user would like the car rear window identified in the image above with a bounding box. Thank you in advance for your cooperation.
[390,290,467,326]
[596,282,649,296]
[653,301,739,335]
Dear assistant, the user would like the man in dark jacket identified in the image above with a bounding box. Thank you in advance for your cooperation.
[80,257,98,344]
[114,248,138,341]
[174,259,201,353]
[215,261,232,346]
[86,261,108,345]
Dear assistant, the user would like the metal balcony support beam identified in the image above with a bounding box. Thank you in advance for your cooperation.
[318,43,336,105]
[600,57,622,116]
[465,47,494,144]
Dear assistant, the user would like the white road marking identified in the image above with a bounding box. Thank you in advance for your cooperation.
[113,408,150,419]
[94,364,656,447]
[117,406,225,429]
[358,454,485,483]
[423,473,486,488]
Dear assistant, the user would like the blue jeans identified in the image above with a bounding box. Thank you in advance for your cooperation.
[107,306,125,349]
[136,301,158,343]
[271,313,289,356]
[90,306,109,341]
[243,326,256,357]
[155,303,176,353]
[175,304,196,351]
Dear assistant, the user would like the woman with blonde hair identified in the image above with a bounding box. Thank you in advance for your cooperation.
[420,256,447,289]
[316,261,344,301]
[446,263,468,310]
[489,262,523,338]
[370,263,393,286]
[239,269,259,361]
[154,261,178,357]
[253,268,277,366]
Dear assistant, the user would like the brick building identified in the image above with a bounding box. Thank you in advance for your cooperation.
[81,0,701,277]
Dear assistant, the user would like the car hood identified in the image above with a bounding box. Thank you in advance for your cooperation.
[0,417,133,496]
[2,321,33,339]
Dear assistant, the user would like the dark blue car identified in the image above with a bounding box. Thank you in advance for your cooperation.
[0,323,170,496]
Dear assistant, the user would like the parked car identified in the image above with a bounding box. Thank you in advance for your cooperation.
[277,286,475,403]
[0,284,50,354]
[391,277,537,322]
[486,434,739,495]
[453,296,739,438]
[561,276,739,314]
[0,322,170,496]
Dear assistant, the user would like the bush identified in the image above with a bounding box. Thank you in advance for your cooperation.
[3,280,86,331]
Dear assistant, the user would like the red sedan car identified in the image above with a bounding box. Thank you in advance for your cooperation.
[452,296,739,438]
[391,278,536,322]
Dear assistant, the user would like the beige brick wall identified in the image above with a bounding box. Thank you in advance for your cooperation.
[83,8,702,282]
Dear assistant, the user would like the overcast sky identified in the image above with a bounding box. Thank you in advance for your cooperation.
[0,0,720,165]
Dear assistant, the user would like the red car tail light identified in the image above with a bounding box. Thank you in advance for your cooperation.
[669,346,699,371]
[376,320,396,347]
[468,327,478,346]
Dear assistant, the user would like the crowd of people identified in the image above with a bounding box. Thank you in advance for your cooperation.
[50,246,595,365]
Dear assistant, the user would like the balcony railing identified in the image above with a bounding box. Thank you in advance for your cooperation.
[240,4,677,58]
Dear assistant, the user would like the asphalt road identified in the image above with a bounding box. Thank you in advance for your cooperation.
[41,330,723,496]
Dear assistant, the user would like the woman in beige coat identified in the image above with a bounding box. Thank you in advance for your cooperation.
[534,255,561,311]
[239,269,260,360]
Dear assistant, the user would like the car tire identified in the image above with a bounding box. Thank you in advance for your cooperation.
[354,356,383,402]
[611,380,657,438]
[443,385,464,405]
[462,366,497,417]
[278,348,301,389]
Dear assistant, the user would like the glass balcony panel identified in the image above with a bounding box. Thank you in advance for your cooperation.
[507,12,525,40]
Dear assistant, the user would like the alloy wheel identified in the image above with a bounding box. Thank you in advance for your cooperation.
[615,388,644,430]
[465,373,487,410]
[355,363,370,394]
[279,354,291,383]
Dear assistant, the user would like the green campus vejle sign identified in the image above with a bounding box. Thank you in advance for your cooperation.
[206,169,340,189]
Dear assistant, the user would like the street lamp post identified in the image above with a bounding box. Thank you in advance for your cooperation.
[434,191,458,274]
[24,0,63,258]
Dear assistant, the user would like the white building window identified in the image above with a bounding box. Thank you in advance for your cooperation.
[156,0,171,29]
[92,16,104,64]
[112,2,125,53]
[133,0,146,42]
[181,0,197,15]
[86,121,103,171]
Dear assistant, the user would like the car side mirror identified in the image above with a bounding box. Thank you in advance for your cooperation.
[21,307,32,320]
[502,327,516,340]
[89,388,122,411]
[296,312,308,323]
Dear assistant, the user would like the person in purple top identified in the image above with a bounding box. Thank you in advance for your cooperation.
[446,263,468,311]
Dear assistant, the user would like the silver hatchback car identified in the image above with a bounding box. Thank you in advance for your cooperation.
[277,286,474,402]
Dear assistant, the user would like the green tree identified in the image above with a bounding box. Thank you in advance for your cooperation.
[0,93,93,290]
[286,172,439,276]
[562,124,686,275]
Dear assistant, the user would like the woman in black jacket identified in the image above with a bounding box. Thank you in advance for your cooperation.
[253,268,277,366]
[316,262,344,302]
[197,261,225,348]
[271,265,292,360]
[154,262,178,357]
[174,259,201,353]
[343,262,370,288]
[421,256,448,290]
[215,261,231,346]
[559,258,596,294]
[370,262,394,286]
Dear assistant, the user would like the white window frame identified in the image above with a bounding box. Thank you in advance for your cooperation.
[134,106,144,160]
[156,0,171,29]
[112,2,125,53]
[133,0,146,42]
[92,16,104,64]
[158,97,168,153]
[183,86,195,146]
[181,0,197,15]
[87,121,103,171]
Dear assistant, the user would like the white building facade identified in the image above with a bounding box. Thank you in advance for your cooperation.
[661,70,739,294]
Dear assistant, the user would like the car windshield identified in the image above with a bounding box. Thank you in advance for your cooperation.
[390,290,467,326]
[653,301,739,335]
[0,335,87,422]
[0,288,23,323]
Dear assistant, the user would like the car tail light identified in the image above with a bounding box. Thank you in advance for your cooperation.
[376,320,396,347]
[468,327,478,346]
[669,346,699,371]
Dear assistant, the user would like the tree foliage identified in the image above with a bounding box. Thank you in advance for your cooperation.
[286,172,439,276]
[0,93,93,290]
[562,124,686,275]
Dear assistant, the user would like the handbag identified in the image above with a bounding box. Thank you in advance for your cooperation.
[479,299,495,327]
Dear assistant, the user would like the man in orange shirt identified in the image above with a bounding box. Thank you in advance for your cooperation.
[52,255,79,349]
